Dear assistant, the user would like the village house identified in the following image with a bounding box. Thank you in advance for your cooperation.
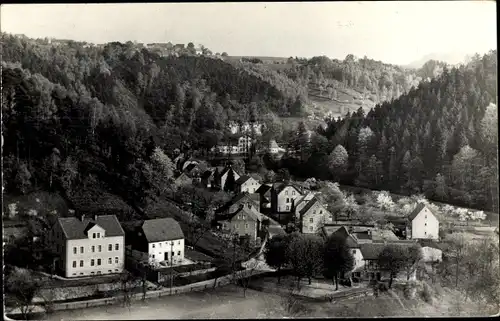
[238,135,252,154]
[47,214,125,278]
[326,226,419,282]
[268,140,287,155]
[215,202,262,244]
[122,218,185,268]
[235,175,261,194]
[215,165,241,191]
[255,184,273,214]
[173,172,193,188]
[215,192,260,216]
[200,169,216,188]
[271,183,303,213]
[296,197,332,234]
[406,203,440,240]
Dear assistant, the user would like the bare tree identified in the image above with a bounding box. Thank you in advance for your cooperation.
[120,271,139,310]
[5,268,42,320]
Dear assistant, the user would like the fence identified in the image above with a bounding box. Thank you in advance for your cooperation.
[8,268,271,315]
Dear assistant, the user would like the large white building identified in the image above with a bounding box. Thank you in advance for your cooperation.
[406,204,440,240]
[48,215,125,278]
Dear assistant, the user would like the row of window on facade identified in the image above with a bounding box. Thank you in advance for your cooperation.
[223,222,250,229]
[150,251,181,259]
[72,243,120,254]
[72,256,120,268]
[71,269,120,276]
[151,240,181,248]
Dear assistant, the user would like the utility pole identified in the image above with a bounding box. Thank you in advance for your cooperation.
[170,241,174,295]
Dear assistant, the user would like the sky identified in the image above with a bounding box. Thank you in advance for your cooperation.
[1,1,496,65]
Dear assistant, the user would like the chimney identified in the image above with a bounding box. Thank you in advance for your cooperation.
[80,214,85,222]
[93,214,98,221]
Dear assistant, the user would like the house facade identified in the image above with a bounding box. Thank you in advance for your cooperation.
[217,166,241,191]
[235,175,261,194]
[298,197,332,234]
[49,215,125,278]
[238,135,252,154]
[407,204,440,240]
[123,218,185,267]
[216,205,262,243]
[271,183,303,213]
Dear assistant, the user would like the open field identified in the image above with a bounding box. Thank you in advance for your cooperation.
[33,279,493,320]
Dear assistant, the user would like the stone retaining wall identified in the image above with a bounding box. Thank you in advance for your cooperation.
[21,269,269,313]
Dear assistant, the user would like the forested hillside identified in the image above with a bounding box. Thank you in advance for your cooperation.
[0,33,304,209]
[276,50,498,212]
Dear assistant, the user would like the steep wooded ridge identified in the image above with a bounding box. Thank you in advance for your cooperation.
[286,50,497,211]
[1,33,497,214]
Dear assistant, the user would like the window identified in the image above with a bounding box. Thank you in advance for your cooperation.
[286,198,290,203]
[245,223,249,229]
[92,233,96,239]
[425,232,427,235]
[152,255,155,259]
[91,272,95,275]
[97,233,100,238]
[425,215,427,219]
[108,258,112,264]
[97,259,101,266]
[80,273,84,275]
[72,273,76,276]
[98,245,102,252]
[92,246,95,253]
[285,191,288,195]
[108,244,112,251]
[309,218,313,223]
[91,259,95,266]
[115,244,119,251]
[108,270,112,273]
[292,191,296,195]
[152,244,155,248]
[73,247,77,254]
[313,210,316,214]
[425,223,427,226]
[177,251,181,255]
[115,257,119,264]
[320,210,323,214]
[80,247,84,254]
[171,251,174,256]
[80,260,84,267]
[242,215,246,220]
[178,241,180,245]
[73,261,77,268]
[235,223,239,229]
[286,206,290,211]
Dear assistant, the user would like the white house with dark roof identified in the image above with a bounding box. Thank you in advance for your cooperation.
[271,183,303,213]
[48,214,125,278]
[235,175,261,194]
[122,218,185,267]
[406,203,440,240]
[297,197,332,234]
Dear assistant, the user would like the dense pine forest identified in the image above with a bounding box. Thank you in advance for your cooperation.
[280,50,498,212]
[1,33,497,213]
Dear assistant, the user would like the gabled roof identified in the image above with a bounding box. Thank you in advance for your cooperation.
[201,170,215,180]
[299,197,326,216]
[359,243,386,260]
[215,192,259,214]
[255,184,272,195]
[58,215,125,240]
[269,140,279,149]
[273,183,302,195]
[216,205,261,222]
[371,229,400,242]
[141,218,184,242]
[330,226,359,248]
[408,203,436,221]
[235,175,252,185]
[360,242,417,260]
